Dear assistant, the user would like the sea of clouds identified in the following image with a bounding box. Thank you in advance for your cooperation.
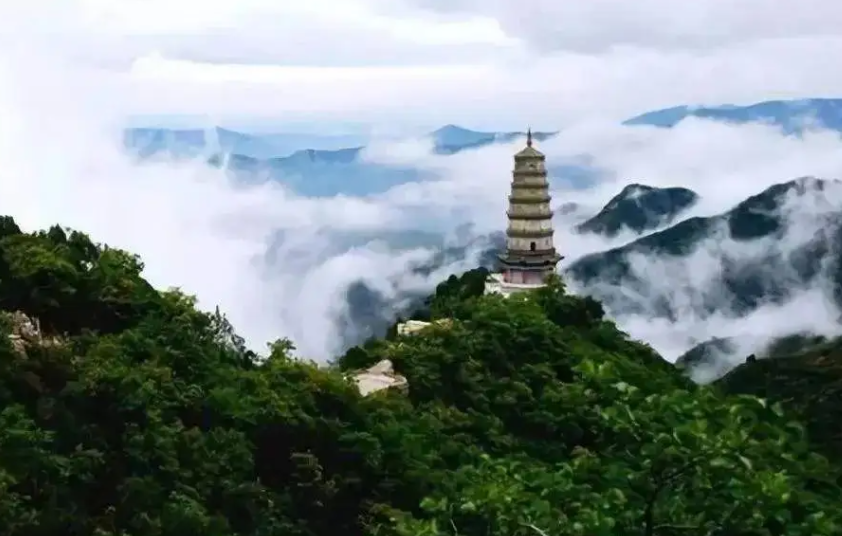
[3,35,842,369]
[361,122,842,376]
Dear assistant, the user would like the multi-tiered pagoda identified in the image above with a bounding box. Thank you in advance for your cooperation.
[485,129,562,296]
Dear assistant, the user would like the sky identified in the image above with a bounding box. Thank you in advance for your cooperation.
[5,0,842,129]
[2,0,842,370]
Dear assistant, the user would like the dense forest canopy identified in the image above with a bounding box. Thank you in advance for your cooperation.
[0,216,840,535]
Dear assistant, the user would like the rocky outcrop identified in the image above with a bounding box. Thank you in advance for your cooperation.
[396,319,452,336]
[4,311,61,358]
[350,359,408,396]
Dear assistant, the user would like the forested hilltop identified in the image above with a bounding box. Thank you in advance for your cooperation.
[0,216,840,536]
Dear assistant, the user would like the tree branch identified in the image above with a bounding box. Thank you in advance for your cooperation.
[521,522,550,536]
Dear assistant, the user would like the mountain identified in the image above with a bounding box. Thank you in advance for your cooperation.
[125,124,557,161]
[567,177,842,320]
[716,335,842,465]
[576,183,699,237]
[676,332,830,380]
[624,98,842,133]
[430,124,555,154]
[206,149,429,197]
[124,126,284,159]
[675,337,737,372]
[124,125,565,196]
[11,215,842,534]
[123,126,369,159]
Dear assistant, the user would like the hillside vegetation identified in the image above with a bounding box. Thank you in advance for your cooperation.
[717,335,842,466]
[0,216,840,535]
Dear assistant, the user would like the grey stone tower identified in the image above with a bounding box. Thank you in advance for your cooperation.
[497,129,562,285]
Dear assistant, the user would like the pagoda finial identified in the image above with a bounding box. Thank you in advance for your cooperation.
[526,127,533,147]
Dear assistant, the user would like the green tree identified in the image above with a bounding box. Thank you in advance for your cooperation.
[399,358,842,535]
[0,214,838,536]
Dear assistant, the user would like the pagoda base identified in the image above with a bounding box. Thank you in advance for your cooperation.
[484,272,546,297]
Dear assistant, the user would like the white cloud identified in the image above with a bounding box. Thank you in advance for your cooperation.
[115,36,842,127]
[1,0,516,69]
[404,0,842,53]
[5,0,842,128]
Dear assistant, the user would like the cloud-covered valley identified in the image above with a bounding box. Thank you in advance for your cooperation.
[5,0,842,374]
[6,44,842,367]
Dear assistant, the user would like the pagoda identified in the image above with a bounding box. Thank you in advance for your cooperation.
[485,129,562,296]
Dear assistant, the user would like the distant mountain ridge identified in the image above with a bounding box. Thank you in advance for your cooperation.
[124,125,559,196]
[623,98,842,133]
[125,126,279,159]
[126,97,842,165]
[123,126,369,159]
[124,124,556,160]
[124,97,842,197]
[205,150,426,197]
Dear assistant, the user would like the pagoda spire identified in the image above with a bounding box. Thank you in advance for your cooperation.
[526,127,532,147]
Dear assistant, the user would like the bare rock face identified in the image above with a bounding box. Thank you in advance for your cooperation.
[351,359,408,396]
[396,318,452,336]
[6,311,41,357]
[396,320,432,336]
[4,311,61,358]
